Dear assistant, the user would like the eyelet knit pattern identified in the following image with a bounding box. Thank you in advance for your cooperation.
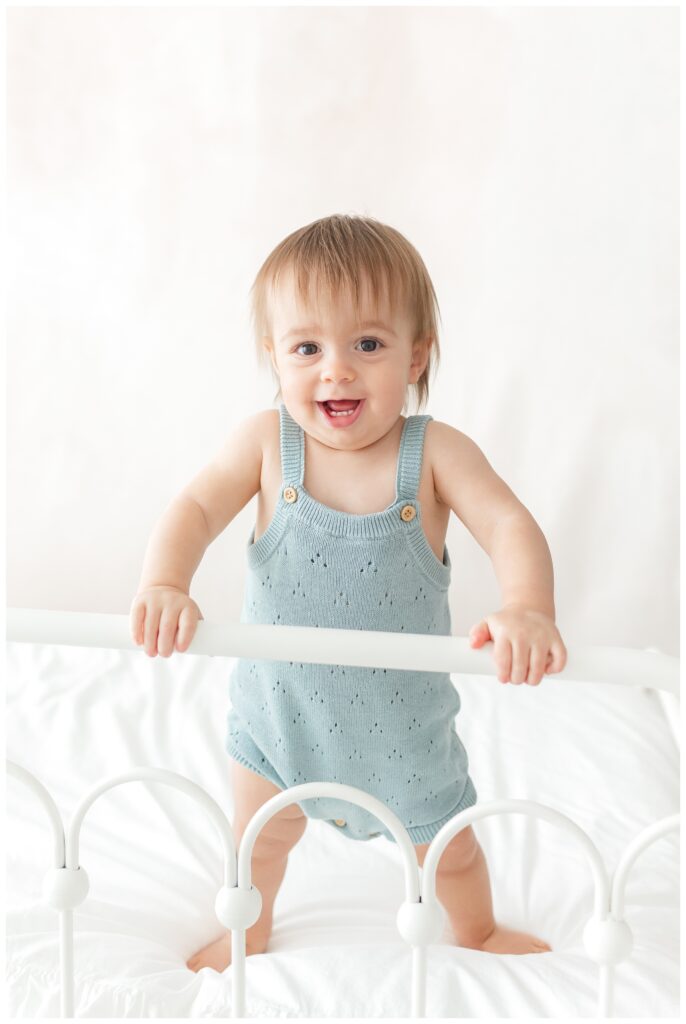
[226,403,477,843]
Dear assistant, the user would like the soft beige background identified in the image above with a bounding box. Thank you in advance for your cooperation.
[7,6,679,654]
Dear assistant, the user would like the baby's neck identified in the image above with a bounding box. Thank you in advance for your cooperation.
[305,415,406,460]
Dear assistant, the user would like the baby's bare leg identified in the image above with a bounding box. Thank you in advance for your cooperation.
[415,827,551,954]
[187,760,307,973]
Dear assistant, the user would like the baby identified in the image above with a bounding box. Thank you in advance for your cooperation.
[130,214,567,972]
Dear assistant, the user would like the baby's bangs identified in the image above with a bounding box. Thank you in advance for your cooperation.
[270,248,410,324]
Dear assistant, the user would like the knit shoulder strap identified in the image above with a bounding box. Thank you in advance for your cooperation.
[395,414,433,502]
[279,403,305,486]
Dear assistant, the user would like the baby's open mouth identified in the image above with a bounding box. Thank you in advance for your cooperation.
[317,399,365,426]
[318,399,361,417]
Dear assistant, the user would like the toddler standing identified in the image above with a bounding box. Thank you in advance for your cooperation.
[130,214,566,972]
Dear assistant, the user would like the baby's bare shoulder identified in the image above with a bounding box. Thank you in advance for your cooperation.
[222,407,277,454]
[177,409,277,542]
[426,419,524,553]
[252,407,279,466]
[425,419,478,472]
[426,417,470,444]
[257,406,280,437]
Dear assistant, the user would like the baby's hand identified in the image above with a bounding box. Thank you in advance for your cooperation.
[129,586,204,658]
[468,607,567,686]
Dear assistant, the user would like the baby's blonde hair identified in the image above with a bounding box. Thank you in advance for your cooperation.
[250,214,442,413]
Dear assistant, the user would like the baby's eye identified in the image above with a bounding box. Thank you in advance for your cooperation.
[357,337,383,353]
[295,342,319,357]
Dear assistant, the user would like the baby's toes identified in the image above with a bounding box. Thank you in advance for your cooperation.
[533,938,552,953]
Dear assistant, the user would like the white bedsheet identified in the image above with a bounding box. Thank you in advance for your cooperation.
[5,641,680,1018]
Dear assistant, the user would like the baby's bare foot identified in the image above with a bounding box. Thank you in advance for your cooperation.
[186,931,269,973]
[477,924,552,954]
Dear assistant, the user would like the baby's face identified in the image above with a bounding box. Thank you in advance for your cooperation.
[264,269,430,451]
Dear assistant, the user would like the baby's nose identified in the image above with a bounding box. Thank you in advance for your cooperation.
[321,361,355,383]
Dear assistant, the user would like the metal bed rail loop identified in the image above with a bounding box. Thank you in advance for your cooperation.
[7,762,237,1018]
[7,760,680,1019]
[225,781,424,1017]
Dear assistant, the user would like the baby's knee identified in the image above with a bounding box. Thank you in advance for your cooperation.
[236,807,307,860]
[436,825,479,874]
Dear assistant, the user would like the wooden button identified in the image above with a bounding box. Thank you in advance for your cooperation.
[334,818,346,827]
[283,486,298,503]
[400,504,416,522]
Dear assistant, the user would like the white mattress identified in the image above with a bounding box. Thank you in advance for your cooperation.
[5,640,680,1017]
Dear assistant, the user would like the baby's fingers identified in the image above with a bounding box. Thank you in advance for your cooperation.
[143,605,162,657]
[157,606,179,658]
[493,637,512,683]
[130,601,145,646]
[175,605,199,652]
[526,645,548,686]
[545,639,568,675]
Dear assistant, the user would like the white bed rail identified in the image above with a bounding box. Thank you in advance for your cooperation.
[6,607,680,695]
[5,608,681,1019]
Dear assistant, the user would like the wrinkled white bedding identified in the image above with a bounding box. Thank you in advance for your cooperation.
[6,641,680,1017]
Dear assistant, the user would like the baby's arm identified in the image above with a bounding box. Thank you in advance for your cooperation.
[430,422,567,685]
[130,410,269,657]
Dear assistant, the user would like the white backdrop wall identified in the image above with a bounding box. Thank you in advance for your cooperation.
[7,6,679,655]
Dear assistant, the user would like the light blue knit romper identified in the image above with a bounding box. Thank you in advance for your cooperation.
[226,403,477,843]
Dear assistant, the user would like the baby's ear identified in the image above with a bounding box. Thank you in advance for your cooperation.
[410,336,432,379]
[262,338,279,374]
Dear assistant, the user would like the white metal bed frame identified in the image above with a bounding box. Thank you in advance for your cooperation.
[6,607,681,1019]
